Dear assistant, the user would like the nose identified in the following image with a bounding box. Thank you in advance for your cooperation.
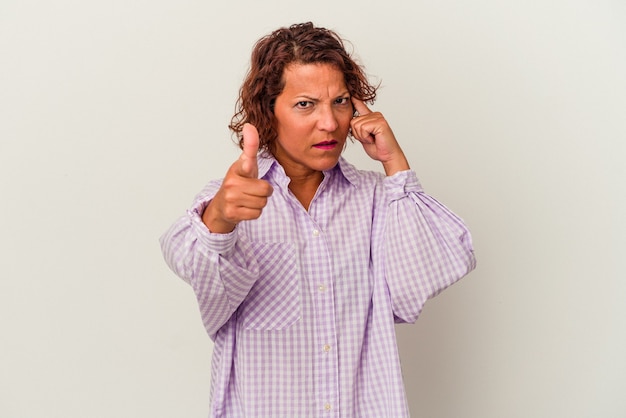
[316,105,339,132]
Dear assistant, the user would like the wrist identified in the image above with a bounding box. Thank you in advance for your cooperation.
[382,153,410,176]
[201,203,237,234]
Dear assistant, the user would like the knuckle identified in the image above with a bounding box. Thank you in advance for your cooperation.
[223,207,237,221]
[222,189,237,202]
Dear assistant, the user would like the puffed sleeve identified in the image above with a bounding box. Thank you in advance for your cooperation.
[378,170,476,324]
[159,181,260,339]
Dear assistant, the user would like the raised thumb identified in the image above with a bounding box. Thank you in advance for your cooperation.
[239,123,260,178]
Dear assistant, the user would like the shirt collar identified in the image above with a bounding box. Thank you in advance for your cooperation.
[257,153,360,188]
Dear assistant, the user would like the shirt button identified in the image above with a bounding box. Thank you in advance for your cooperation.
[323,344,331,352]
[318,284,326,292]
[324,403,332,411]
[312,229,320,237]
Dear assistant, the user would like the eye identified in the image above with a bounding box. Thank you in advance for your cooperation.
[334,97,350,105]
[295,101,313,109]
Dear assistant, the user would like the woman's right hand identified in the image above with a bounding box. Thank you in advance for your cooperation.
[202,123,273,233]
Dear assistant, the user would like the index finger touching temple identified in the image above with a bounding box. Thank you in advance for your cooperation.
[351,97,372,117]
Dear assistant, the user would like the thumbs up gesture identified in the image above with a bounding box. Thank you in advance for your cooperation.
[238,123,261,178]
[202,124,274,233]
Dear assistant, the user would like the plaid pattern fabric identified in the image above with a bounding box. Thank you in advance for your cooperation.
[160,156,476,417]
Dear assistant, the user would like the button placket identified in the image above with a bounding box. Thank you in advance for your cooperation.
[306,219,338,416]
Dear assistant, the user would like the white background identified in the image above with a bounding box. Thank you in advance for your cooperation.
[1,1,625,417]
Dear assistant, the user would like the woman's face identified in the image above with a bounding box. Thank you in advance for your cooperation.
[272,63,353,178]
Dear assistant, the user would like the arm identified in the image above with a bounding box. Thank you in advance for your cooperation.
[352,98,475,321]
[159,124,272,339]
[159,189,261,339]
[378,171,476,323]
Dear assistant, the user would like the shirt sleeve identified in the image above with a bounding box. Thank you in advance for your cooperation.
[159,181,260,340]
[378,170,476,324]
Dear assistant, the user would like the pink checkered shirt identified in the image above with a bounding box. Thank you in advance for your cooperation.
[160,156,476,417]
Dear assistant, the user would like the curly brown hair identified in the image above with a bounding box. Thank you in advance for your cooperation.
[229,22,378,154]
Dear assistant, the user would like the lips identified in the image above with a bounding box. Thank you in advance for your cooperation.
[313,140,338,150]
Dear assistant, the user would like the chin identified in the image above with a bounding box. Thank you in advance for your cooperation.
[314,156,341,172]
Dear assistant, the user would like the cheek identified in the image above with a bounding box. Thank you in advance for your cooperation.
[275,115,299,137]
[338,113,353,131]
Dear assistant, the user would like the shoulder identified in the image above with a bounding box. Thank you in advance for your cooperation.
[336,157,385,188]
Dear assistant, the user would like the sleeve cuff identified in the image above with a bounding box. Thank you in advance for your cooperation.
[383,170,424,200]
[187,202,238,255]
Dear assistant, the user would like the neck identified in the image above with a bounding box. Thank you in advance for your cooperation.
[286,170,323,211]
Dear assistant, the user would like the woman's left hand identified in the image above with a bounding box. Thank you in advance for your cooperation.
[350,98,410,176]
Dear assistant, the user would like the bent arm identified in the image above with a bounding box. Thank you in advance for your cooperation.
[159,183,259,339]
[379,171,476,323]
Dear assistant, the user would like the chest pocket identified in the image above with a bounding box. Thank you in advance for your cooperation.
[238,242,301,331]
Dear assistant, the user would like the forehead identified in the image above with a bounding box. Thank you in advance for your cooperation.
[280,63,347,96]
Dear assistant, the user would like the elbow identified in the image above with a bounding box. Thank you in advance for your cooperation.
[392,295,427,324]
[159,227,195,284]
[464,249,477,276]
[459,228,477,276]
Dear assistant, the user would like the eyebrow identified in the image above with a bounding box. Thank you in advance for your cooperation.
[295,91,351,102]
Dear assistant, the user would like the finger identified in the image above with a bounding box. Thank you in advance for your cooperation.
[350,114,377,143]
[351,97,372,116]
[239,123,260,178]
[228,207,265,222]
[238,179,274,199]
[351,124,376,144]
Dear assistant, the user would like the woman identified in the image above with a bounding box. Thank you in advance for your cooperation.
[160,22,475,417]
